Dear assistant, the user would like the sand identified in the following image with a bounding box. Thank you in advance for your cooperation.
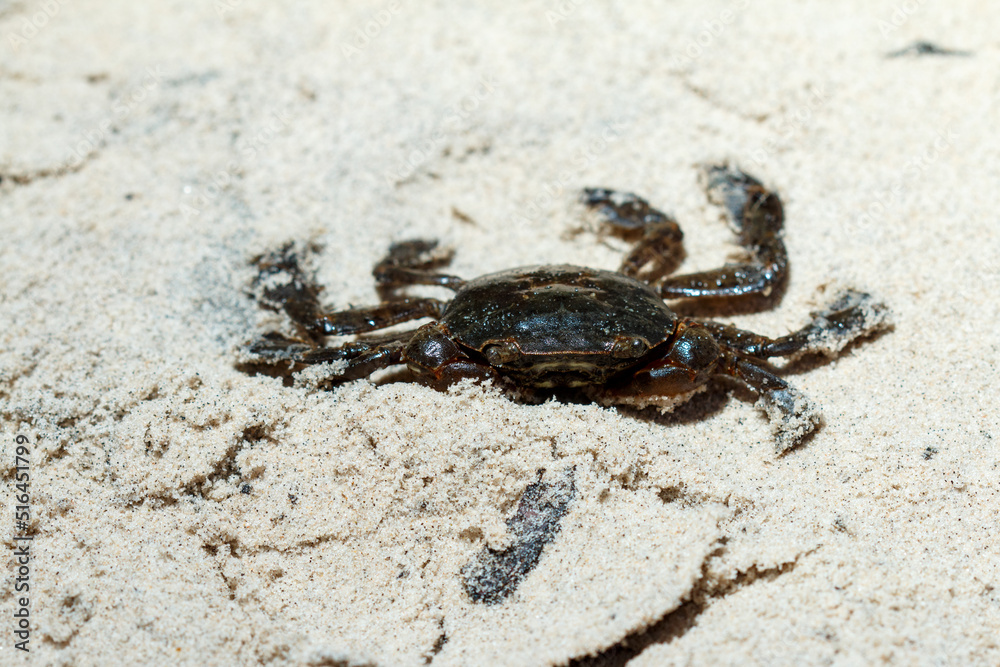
[1,1,999,665]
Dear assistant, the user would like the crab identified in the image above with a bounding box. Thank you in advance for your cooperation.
[243,165,889,451]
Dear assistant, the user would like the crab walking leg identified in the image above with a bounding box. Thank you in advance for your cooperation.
[252,243,449,337]
[581,188,685,282]
[252,243,326,338]
[658,165,788,299]
[718,353,820,453]
[334,344,407,380]
[402,322,502,390]
[373,239,466,298]
[314,297,447,336]
[246,331,410,380]
[697,289,891,359]
[375,267,466,293]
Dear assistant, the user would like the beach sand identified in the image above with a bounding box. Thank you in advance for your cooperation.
[1,1,998,664]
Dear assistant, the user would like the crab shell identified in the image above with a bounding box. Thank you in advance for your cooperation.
[438,265,680,388]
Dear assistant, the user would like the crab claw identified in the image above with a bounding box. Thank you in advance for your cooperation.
[758,386,821,453]
[802,289,892,357]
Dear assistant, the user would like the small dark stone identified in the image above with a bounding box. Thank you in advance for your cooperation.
[462,469,575,604]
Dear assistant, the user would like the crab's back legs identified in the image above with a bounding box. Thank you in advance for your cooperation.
[658,165,788,299]
[245,243,447,381]
[246,331,409,381]
[320,240,464,335]
[252,242,454,337]
[374,239,466,299]
[315,298,446,336]
[582,188,685,282]
[252,243,325,339]
[246,241,484,385]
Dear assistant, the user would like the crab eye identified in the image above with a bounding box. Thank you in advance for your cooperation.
[610,336,648,359]
[483,342,520,366]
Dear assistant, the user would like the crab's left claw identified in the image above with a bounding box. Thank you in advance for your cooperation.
[801,289,892,357]
[758,386,821,453]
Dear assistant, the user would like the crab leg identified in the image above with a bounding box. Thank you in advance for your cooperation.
[716,352,820,452]
[312,240,465,335]
[252,242,454,337]
[245,331,410,381]
[581,188,685,282]
[658,165,788,299]
[314,298,447,336]
[251,243,326,339]
[699,290,887,449]
[697,289,890,359]
[373,239,466,298]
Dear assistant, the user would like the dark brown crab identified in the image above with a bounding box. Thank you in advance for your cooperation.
[244,166,889,450]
